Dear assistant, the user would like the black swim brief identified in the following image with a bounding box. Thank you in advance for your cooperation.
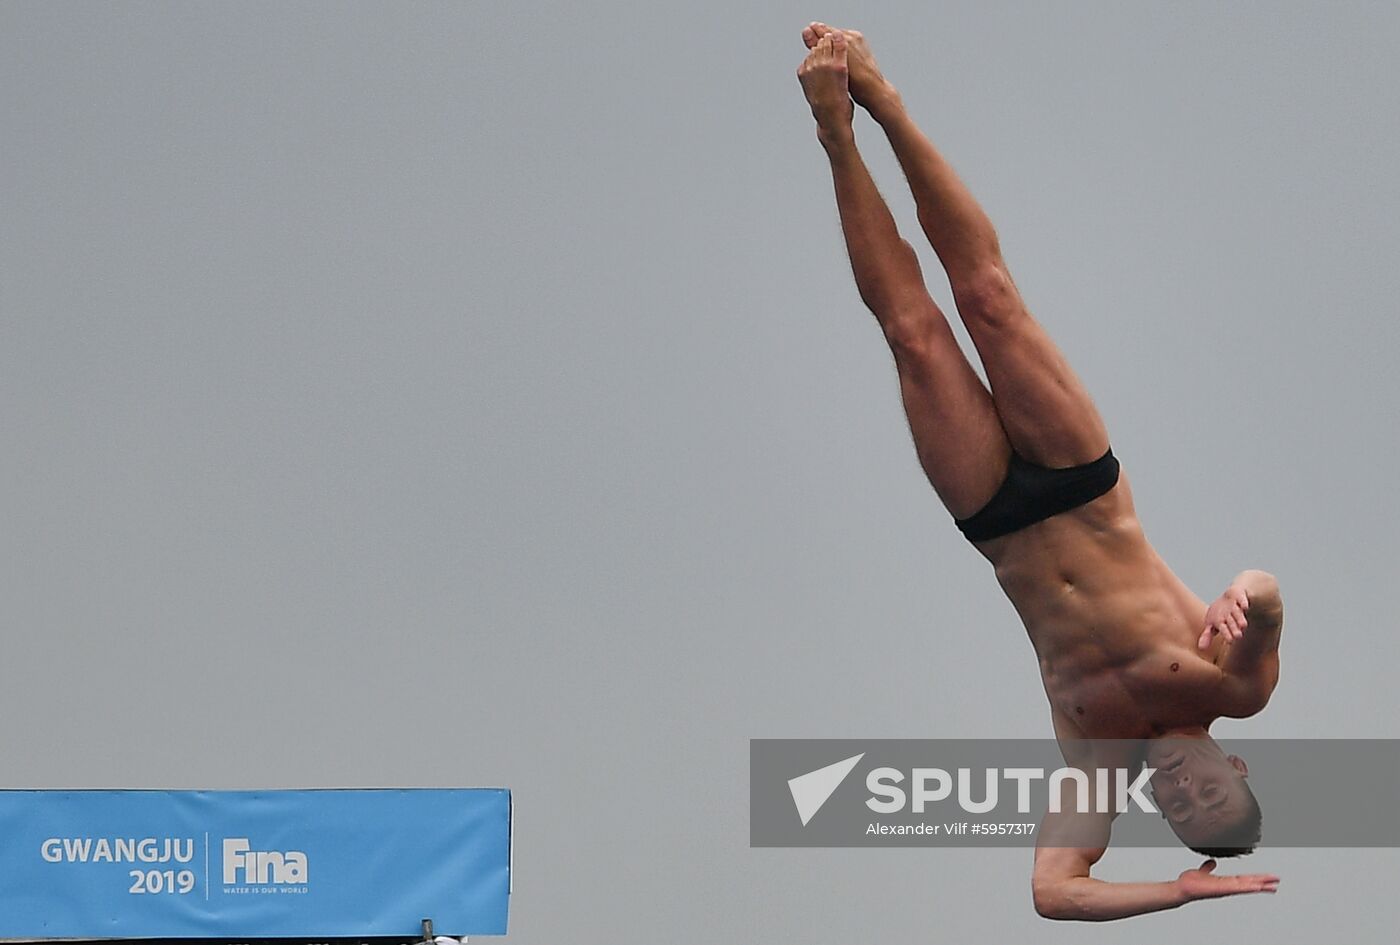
[954,447,1121,542]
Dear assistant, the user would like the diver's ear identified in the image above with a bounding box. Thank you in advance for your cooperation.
[1226,754,1249,777]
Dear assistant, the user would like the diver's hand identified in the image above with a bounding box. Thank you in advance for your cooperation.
[1198,584,1250,649]
[1175,859,1279,901]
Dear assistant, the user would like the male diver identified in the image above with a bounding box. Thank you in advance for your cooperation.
[796,24,1283,920]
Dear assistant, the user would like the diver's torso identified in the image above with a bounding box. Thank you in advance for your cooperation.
[974,470,1228,739]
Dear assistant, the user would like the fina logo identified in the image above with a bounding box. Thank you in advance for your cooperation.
[222,838,308,885]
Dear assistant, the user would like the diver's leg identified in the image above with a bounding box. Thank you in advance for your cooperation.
[807,24,1110,468]
[800,31,1008,517]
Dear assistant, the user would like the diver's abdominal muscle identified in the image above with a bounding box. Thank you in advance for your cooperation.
[993,510,1191,668]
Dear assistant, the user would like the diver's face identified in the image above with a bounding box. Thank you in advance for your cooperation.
[1147,739,1250,846]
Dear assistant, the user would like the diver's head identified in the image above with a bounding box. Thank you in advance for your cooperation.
[1147,732,1261,857]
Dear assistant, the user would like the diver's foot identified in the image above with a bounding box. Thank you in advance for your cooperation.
[796,30,855,141]
[802,22,898,112]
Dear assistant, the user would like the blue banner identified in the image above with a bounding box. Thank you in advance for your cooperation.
[0,789,511,938]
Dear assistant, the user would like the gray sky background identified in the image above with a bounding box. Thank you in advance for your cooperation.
[3,2,1398,942]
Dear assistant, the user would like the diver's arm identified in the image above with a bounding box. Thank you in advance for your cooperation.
[1202,570,1283,715]
[1031,779,1279,921]
[1036,812,1282,924]
[1032,811,1181,920]
[1033,839,1279,921]
[1032,859,1186,920]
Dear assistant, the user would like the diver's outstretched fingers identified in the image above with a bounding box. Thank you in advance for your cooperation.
[1178,861,1281,901]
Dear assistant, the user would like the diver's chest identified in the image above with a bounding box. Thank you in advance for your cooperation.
[1046,669,1149,738]
[1061,649,1223,737]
